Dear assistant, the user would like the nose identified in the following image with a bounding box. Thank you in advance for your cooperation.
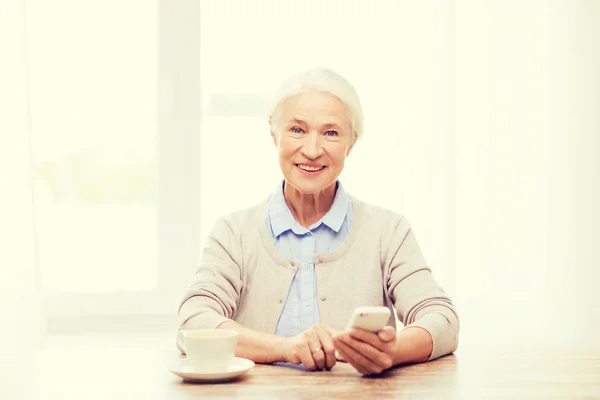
[301,132,322,160]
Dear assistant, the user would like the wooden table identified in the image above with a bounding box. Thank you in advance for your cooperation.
[6,334,600,399]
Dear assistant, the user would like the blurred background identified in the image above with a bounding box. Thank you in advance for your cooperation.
[1,0,599,393]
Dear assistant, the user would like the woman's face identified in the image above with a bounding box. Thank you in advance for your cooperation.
[271,90,354,195]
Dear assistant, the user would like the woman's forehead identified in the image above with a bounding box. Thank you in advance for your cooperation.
[283,90,345,110]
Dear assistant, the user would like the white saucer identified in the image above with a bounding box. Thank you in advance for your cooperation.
[169,357,255,383]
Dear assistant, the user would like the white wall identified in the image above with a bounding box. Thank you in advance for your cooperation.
[0,1,42,397]
[378,0,456,299]
[455,0,600,349]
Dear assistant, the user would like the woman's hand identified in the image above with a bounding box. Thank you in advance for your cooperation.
[333,326,397,375]
[284,324,337,371]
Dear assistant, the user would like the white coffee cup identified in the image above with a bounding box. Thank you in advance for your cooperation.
[182,329,238,373]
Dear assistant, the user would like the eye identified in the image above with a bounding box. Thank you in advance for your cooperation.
[291,127,305,134]
[325,130,338,137]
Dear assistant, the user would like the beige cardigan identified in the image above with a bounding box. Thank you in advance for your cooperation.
[178,196,459,361]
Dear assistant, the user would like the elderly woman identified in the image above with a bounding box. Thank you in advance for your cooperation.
[177,68,459,375]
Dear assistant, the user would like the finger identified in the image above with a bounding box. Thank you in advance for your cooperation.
[344,332,388,363]
[333,339,366,374]
[349,328,395,353]
[295,339,317,371]
[341,334,393,372]
[334,338,375,375]
[378,326,397,342]
[306,329,326,370]
[311,348,326,370]
[315,326,336,369]
[338,337,391,375]
[331,331,348,362]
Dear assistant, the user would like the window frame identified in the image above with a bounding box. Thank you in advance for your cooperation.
[43,0,201,323]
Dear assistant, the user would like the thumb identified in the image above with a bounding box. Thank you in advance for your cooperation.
[378,326,396,342]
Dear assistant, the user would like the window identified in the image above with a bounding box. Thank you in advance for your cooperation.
[28,1,162,318]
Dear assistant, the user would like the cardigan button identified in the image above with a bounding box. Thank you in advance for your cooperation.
[320,296,327,301]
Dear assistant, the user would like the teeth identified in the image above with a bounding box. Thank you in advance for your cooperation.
[298,164,324,172]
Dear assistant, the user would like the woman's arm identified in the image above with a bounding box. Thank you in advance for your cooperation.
[180,316,337,369]
[176,217,287,363]
[179,315,288,364]
[217,320,287,364]
[385,216,459,361]
[392,326,433,365]
[217,321,337,370]
[177,217,244,352]
[332,214,458,375]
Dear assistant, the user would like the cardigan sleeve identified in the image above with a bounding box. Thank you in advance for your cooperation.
[384,216,459,360]
[176,217,243,353]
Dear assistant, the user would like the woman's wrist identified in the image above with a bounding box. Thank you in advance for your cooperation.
[392,326,433,366]
[278,336,293,363]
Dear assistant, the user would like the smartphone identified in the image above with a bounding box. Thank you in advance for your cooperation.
[345,306,391,332]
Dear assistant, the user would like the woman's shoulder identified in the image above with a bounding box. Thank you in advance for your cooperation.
[213,197,270,234]
[350,195,409,228]
[349,196,414,252]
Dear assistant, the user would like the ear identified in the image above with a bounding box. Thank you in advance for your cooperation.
[346,136,355,157]
[346,144,354,157]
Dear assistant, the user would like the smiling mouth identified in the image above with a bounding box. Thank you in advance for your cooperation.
[296,164,326,172]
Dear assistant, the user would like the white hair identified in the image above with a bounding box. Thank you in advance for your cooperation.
[268,67,364,143]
